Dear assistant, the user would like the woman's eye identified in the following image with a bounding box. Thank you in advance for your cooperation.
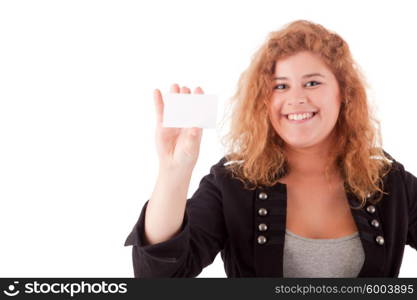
[274,84,287,90]
[305,81,321,87]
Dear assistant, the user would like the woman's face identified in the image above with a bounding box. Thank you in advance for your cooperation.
[268,50,341,150]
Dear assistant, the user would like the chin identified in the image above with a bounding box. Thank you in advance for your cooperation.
[283,138,319,149]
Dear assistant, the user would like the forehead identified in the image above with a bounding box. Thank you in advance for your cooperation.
[274,51,331,76]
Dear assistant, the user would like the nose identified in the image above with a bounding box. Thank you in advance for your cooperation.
[287,87,308,106]
[287,97,307,106]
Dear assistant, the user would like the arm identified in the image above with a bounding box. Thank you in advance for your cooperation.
[124,159,227,277]
[398,162,417,250]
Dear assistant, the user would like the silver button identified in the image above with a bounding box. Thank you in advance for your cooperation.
[258,223,268,231]
[366,205,376,214]
[257,235,267,244]
[258,208,268,216]
[376,235,384,245]
[258,192,268,200]
[371,219,380,228]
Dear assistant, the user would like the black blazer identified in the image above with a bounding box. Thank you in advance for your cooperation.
[124,150,417,277]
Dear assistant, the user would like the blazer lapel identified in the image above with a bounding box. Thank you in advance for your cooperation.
[347,190,386,277]
[253,183,287,277]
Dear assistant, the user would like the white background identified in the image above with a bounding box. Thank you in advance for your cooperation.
[0,0,416,277]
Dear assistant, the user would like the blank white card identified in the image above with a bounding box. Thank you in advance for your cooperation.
[162,93,218,128]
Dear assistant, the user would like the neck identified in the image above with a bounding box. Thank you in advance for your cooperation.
[283,132,340,180]
[285,147,332,177]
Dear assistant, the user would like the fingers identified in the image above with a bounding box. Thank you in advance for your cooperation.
[155,83,179,126]
[194,86,204,94]
[181,86,191,94]
[170,83,180,93]
[155,83,204,126]
[154,88,163,125]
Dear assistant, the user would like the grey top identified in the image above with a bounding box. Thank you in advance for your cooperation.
[283,229,365,278]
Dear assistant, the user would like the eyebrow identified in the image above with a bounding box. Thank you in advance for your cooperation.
[273,73,325,80]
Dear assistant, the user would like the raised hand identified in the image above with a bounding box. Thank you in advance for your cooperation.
[154,83,204,172]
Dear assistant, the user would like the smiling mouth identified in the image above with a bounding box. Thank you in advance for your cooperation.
[284,111,318,123]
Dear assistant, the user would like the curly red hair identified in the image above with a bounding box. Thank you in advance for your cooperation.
[219,20,392,209]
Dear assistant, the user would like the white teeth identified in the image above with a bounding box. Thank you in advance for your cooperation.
[287,112,314,121]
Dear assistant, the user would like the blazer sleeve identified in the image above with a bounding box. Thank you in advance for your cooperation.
[124,159,228,277]
[399,163,417,250]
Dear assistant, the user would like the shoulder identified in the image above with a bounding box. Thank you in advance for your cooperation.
[358,148,409,179]
[206,156,245,188]
[370,149,394,163]
[378,149,411,178]
[209,156,244,171]
[211,150,402,174]
[373,150,417,209]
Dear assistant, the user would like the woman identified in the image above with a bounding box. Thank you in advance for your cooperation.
[125,20,417,277]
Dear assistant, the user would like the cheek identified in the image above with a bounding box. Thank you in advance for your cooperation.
[326,95,342,118]
[318,104,341,132]
[269,100,285,126]
[269,96,284,114]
